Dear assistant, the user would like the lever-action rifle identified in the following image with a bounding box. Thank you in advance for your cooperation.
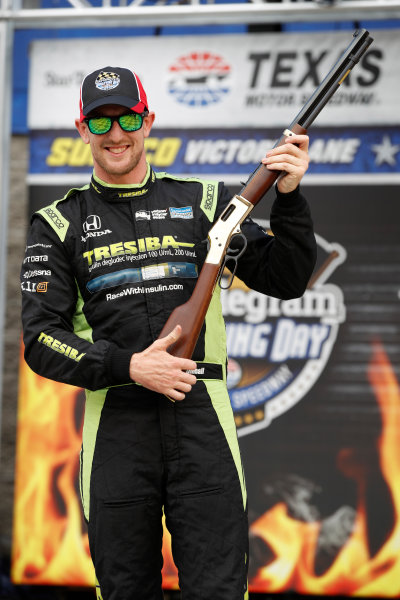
[158,28,374,358]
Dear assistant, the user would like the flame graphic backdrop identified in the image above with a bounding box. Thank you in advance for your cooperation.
[11,340,400,594]
[249,341,400,596]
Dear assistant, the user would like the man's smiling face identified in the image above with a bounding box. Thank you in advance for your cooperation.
[75,104,155,185]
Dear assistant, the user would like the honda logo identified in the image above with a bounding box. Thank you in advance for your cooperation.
[83,215,101,233]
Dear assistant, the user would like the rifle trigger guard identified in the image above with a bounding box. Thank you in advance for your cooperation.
[218,232,248,290]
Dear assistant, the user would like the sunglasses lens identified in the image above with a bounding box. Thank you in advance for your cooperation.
[88,117,112,135]
[86,113,144,134]
[119,113,143,131]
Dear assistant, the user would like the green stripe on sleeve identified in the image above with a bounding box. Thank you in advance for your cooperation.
[73,282,93,343]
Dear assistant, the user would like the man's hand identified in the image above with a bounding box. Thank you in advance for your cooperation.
[129,325,197,401]
[262,134,310,195]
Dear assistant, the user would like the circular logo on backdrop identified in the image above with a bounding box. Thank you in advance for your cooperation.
[95,71,120,91]
[223,230,347,437]
[167,52,231,107]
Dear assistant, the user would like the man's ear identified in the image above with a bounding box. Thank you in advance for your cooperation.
[143,112,155,139]
[75,118,90,144]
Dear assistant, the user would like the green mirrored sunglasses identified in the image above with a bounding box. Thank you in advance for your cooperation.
[85,112,147,135]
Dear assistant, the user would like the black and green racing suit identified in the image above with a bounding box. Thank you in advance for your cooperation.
[21,164,317,600]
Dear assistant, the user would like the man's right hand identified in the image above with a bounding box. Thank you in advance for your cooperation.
[129,325,197,401]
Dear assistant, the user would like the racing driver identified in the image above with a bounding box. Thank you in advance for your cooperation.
[21,66,317,600]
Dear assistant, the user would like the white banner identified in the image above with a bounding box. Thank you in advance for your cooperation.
[28,30,394,129]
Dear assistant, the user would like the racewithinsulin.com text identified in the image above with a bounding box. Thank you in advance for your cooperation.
[106,283,183,301]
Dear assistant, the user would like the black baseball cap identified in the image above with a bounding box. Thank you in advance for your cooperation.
[79,66,148,122]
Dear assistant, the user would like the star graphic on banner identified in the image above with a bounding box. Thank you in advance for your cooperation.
[371,135,400,166]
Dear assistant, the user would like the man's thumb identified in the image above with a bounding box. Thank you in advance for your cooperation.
[158,324,182,349]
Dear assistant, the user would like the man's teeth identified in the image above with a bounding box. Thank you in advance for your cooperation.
[109,147,127,154]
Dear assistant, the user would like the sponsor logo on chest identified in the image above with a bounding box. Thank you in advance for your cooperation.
[81,215,112,242]
[169,206,193,219]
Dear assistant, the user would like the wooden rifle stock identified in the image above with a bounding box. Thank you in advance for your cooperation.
[157,263,220,358]
[157,29,373,359]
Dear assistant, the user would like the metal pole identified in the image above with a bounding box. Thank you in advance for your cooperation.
[1,0,400,28]
[0,1,13,458]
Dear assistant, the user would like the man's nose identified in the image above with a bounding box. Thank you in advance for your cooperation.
[109,119,124,136]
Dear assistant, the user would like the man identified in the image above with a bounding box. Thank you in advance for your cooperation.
[21,66,317,600]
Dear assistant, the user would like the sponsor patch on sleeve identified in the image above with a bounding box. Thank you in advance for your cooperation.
[37,203,69,241]
[200,181,218,222]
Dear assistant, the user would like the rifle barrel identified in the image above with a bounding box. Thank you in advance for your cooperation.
[293,28,374,130]
[239,28,373,201]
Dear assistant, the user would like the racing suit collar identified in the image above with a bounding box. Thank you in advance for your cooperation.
[90,163,155,202]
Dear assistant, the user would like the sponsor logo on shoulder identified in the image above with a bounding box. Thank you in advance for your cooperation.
[36,282,48,292]
[169,206,193,219]
[44,207,64,229]
[204,183,215,212]
[23,255,48,264]
[21,281,49,293]
[25,243,52,251]
[23,269,51,279]
[82,215,112,242]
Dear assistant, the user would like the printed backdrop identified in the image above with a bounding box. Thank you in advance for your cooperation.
[27,30,396,129]
[12,28,400,596]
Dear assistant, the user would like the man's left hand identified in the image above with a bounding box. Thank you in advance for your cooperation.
[261,134,310,195]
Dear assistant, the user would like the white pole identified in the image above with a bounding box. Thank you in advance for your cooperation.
[0,1,13,458]
[1,0,400,28]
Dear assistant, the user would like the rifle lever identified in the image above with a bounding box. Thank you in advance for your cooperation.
[219,232,248,290]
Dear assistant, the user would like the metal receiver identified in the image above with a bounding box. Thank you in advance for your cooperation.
[206,194,253,265]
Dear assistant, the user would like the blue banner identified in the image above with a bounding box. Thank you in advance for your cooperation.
[29,126,400,178]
